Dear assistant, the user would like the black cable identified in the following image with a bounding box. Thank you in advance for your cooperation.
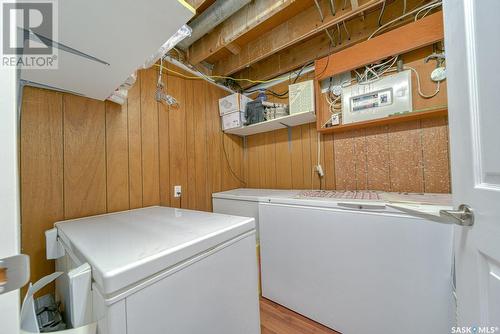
[315,38,333,80]
[293,62,311,84]
[222,134,247,186]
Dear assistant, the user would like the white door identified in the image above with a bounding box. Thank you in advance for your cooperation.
[0,58,22,332]
[444,0,500,329]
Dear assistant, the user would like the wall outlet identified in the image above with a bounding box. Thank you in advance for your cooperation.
[174,185,182,198]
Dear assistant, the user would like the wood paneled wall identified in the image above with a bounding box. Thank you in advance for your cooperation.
[245,46,451,193]
[20,65,243,294]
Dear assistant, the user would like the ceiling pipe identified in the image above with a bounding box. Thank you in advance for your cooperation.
[178,0,251,50]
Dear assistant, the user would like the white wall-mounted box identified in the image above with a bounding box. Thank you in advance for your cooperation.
[342,70,412,124]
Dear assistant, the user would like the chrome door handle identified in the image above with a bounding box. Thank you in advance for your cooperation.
[439,204,474,226]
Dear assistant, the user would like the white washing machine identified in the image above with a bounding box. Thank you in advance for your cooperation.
[48,206,261,334]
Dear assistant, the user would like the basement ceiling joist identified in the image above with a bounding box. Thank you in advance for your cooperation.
[212,0,387,76]
[186,0,214,10]
[233,0,438,89]
[187,0,313,65]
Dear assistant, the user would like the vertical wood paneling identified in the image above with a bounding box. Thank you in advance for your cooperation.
[127,76,143,209]
[206,84,223,199]
[167,66,187,208]
[310,124,321,189]
[275,128,292,189]
[255,134,267,187]
[222,134,243,190]
[158,94,171,207]
[63,95,107,219]
[300,124,313,189]
[21,87,63,297]
[192,80,210,211]
[185,78,197,209]
[291,127,304,189]
[140,69,160,206]
[21,66,244,293]
[105,101,130,212]
[247,135,261,188]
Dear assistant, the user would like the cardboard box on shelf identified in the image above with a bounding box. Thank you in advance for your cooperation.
[221,111,246,131]
[218,93,252,116]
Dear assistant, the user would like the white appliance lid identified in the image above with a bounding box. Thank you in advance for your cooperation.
[212,188,301,202]
[55,206,255,295]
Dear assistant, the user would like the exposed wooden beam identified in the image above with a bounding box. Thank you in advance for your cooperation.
[235,0,415,89]
[213,0,386,76]
[225,42,242,55]
[187,0,302,65]
[315,11,444,80]
[185,0,214,10]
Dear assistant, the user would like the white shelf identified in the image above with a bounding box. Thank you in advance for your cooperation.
[224,111,316,137]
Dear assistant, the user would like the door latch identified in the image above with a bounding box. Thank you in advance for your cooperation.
[439,204,474,226]
[0,254,30,294]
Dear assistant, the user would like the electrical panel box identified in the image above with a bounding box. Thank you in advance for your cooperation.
[289,80,315,115]
[342,70,412,124]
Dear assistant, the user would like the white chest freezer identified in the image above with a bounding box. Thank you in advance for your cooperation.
[212,188,301,241]
[48,206,261,334]
[212,188,454,334]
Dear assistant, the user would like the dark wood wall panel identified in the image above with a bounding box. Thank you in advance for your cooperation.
[20,66,243,293]
[63,95,107,219]
[127,76,144,209]
[140,69,161,206]
[105,101,130,213]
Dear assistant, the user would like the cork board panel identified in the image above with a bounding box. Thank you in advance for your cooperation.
[421,116,451,193]
[353,129,368,190]
[365,125,391,191]
[333,131,357,190]
[387,120,424,192]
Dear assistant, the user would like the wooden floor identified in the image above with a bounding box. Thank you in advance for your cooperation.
[260,298,341,334]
